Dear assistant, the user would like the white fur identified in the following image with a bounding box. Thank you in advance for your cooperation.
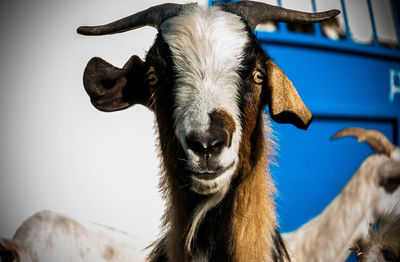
[191,161,237,195]
[161,5,248,195]
[283,151,400,262]
[391,147,400,161]
[1,210,149,262]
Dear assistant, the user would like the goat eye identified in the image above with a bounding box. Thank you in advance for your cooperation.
[253,71,264,84]
[350,247,363,260]
[355,251,363,259]
[382,249,393,261]
[146,67,158,87]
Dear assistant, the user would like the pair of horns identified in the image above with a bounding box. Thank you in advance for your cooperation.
[77,1,340,35]
[332,127,396,157]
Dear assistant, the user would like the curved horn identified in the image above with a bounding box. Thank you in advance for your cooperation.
[77,3,183,35]
[213,1,340,31]
[332,127,395,156]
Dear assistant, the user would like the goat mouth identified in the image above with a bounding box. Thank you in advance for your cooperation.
[192,162,235,181]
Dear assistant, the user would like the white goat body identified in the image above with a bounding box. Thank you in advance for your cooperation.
[283,127,400,262]
[0,210,148,262]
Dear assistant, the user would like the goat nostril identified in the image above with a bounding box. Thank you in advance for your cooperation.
[186,131,228,157]
[212,141,224,149]
[186,135,207,155]
[208,132,228,153]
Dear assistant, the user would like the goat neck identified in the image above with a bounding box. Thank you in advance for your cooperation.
[283,154,399,262]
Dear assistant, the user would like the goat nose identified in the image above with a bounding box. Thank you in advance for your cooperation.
[186,132,228,158]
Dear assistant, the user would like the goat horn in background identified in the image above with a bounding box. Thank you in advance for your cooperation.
[213,1,340,31]
[77,3,183,35]
[332,127,395,156]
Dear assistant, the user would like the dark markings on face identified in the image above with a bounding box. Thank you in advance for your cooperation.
[144,14,271,193]
[209,109,236,148]
[185,109,236,171]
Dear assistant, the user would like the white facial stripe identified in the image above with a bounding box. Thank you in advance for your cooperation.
[160,5,249,194]
[161,5,248,151]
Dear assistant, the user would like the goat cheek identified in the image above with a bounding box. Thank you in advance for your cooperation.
[244,84,262,110]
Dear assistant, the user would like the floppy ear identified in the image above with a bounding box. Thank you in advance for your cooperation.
[266,60,312,130]
[83,55,150,112]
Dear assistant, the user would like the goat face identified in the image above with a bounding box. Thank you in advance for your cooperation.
[160,5,252,195]
[78,2,338,195]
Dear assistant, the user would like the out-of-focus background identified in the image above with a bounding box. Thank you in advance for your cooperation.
[0,1,399,261]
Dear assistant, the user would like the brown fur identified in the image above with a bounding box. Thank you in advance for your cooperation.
[80,6,300,260]
[232,68,277,261]
[232,153,277,262]
[148,44,281,261]
[138,21,291,259]
[209,110,236,143]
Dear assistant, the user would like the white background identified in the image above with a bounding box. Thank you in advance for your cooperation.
[0,0,206,242]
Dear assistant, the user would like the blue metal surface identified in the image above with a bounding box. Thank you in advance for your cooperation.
[263,33,400,262]
[209,0,400,261]
[271,118,394,231]
[261,43,400,121]
[256,28,400,62]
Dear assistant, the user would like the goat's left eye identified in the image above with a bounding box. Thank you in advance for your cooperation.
[382,249,393,261]
[253,71,264,84]
[146,67,158,87]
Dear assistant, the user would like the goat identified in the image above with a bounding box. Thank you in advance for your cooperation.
[0,210,149,262]
[76,2,339,261]
[350,203,400,262]
[282,127,400,262]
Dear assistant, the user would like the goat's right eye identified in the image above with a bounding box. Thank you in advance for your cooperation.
[146,67,158,87]
[350,247,363,260]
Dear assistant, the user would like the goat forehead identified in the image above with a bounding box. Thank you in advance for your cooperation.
[160,5,248,132]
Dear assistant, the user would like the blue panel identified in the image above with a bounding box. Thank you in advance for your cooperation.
[270,119,393,262]
[271,119,394,233]
[263,43,400,120]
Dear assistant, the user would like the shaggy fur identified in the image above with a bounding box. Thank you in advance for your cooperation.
[283,154,400,262]
[283,128,400,262]
[350,201,400,262]
[75,2,318,261]
[145,5,288,262]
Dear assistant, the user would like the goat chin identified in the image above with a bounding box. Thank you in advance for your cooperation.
[190,162,236,195]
